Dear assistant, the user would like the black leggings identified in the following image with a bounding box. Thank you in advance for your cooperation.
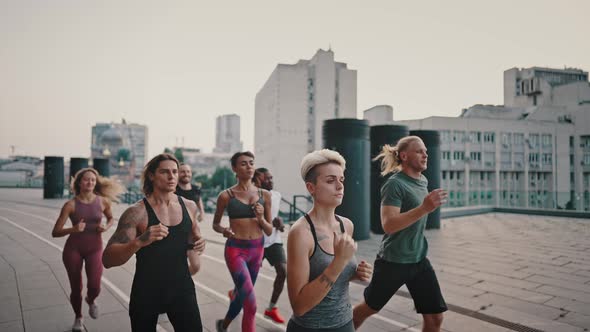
[129,289,202,332]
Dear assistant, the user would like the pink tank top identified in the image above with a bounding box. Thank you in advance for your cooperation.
[71,196,103,233]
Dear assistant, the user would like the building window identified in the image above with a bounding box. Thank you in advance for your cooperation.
[484,152,495,166]
[442,171,446,180]
[541,134,552,148]
[470,152,481,161]
[442,151,451,160]
[469,131,481,143]
[483,132,495,144]
[501,133,512,147]
[452,131,465,143]
[529,134,539,148]
[542,153,552,165]
[453,151,465,161]
[514,133,524,146]
[440,131,451,143]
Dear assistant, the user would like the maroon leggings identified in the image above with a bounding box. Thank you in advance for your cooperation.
[62,234,103,318]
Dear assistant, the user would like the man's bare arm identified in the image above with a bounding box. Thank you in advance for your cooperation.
[102,204,144,268]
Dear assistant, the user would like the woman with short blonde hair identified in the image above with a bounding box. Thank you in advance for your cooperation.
[286,149,373,331]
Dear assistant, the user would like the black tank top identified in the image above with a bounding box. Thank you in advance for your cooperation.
[130,195,194,311]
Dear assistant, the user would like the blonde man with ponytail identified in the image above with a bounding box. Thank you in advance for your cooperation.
[353,136,449,332]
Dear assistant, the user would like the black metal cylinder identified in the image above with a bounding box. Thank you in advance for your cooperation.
[43,156,64,199]
[410,130,441,229]
[69,158,89,183]
[323,119,370,240]
[370,125,410,234]
[92,158,110,177]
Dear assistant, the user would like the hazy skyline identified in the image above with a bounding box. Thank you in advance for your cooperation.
[1,0,589,159]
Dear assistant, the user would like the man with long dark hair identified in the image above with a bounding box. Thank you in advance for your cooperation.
[103,153,206,331]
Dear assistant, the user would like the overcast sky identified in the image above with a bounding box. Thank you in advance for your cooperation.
[1,0,588,159]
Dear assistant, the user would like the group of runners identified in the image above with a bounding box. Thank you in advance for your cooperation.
[52,135,448,332]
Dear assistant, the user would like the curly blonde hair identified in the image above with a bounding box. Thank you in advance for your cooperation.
[71,168,125,202]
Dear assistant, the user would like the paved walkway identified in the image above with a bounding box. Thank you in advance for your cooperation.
[0,188,588,332]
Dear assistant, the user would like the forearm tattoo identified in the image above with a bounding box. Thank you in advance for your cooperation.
[138,228,151,243]
[319,273,335,290]
[107,205,142,246]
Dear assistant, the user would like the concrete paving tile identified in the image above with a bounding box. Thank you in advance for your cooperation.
[555,311,590,330]
[22,304,73,332]
[19,286,69,311]
[10,259,51,276]
[17,272,61,291]
[544,297,590,316]
[434,264,477,277]
[469,271,542,290]
[439,311,510,332]
[536,285,590,304]
[0,281,19,301]
[526,274,590,293]
[473,281,554,303]
[0,319,23,332]
[476,292,564,319]
[574,269,590,278]
[467,263,533,280]
[443,281,488,298]
[482,305,585,332]
[518,266,590,284]
[436,270,481,287]
[83,310,131,332]
[0,298,22,324]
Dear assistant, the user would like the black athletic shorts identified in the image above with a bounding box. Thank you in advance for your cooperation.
[363,257,447,314]
[264,243,286,267]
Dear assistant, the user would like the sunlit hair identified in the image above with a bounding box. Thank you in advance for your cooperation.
[70,168,125,203]
[230,151,255,167]
[300,149,346,184]
[141,153,179,195]
[373,136,423,176]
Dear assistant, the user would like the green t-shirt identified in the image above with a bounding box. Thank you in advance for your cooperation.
[377,171,429,263]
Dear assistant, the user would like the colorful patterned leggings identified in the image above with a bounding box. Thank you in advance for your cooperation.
[224,237,264,332]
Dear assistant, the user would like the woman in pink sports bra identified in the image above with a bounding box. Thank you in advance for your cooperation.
[51,168,124,331]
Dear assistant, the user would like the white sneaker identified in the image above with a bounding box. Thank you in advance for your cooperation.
[86,297,99,319]
[72,317,83,331]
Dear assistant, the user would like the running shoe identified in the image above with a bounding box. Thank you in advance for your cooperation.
[72,317,83,331]
[86,297,99,319]
[264,307,286,323]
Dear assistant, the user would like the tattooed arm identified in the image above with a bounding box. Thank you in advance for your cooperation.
[102,203,146,268]
[286,218,348,317]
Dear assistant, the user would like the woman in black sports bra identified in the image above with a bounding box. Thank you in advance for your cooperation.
[212,151,273,332]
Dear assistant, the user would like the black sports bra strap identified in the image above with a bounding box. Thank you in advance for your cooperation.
[304,214,319,244]
[334,215,345,233]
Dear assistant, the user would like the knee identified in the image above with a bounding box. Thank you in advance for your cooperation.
[243,296,257,313]
[424,313,443,329]
[276,264,286,281]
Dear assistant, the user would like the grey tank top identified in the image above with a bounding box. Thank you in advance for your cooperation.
[291,214,358,329]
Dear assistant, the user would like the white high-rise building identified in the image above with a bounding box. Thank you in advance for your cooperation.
[214,114,243,154]
[255,49,357,199]
[363,105,394,126]
[396,67,590,211]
